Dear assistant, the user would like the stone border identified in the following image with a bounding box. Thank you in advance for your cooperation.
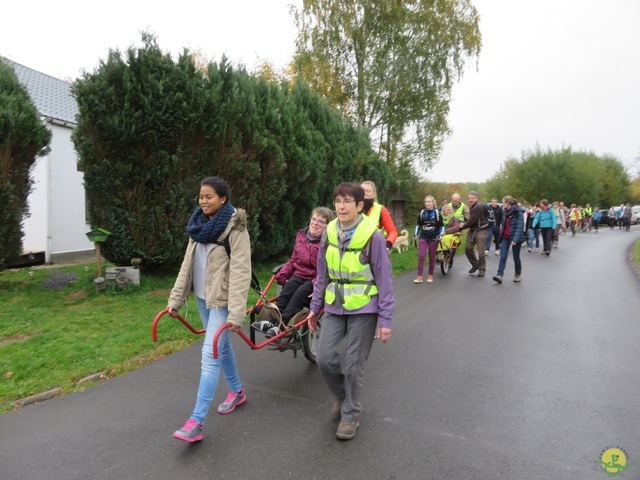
[13,371,106,408]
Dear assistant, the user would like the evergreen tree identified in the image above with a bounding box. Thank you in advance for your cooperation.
[73,34,385,269]
[0,60,51,270]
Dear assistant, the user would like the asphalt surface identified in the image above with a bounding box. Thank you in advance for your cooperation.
[2,226,640,480]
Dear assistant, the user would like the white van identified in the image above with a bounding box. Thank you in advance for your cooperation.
[631,205,640,225]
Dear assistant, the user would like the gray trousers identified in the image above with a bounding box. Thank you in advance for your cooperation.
[316,312,378,421]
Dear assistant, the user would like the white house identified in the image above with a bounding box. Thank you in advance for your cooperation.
[3,58,94,264]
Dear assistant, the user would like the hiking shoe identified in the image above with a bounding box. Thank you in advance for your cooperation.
[265,326,281,338]
[251,320,274,333]
[218,387,246,414]
[173,419,203,442]
[477,270,485,277]
[427,275,433,283]
[492,275,503,284]
[468,267,478,274]
[514,275,521,283]
[336,419,359,440]
[413,276,423,284]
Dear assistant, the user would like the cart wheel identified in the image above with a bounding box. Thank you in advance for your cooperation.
[301,314,321,363]
[440,252,450,275]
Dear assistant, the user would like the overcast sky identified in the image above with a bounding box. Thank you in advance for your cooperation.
[2,0,639,183]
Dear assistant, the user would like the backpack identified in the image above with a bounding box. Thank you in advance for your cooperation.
[214,235,261,294]
[480,204,495,229]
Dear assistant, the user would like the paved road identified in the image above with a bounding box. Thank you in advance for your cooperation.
[2,227,640,480]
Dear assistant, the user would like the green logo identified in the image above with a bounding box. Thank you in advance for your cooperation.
[594,447,637,477]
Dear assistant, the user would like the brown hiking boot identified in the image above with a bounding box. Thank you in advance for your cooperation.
[336,419,359,440]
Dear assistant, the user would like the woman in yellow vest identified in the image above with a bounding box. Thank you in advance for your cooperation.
[360,181,398,250]
[307,182,395,441]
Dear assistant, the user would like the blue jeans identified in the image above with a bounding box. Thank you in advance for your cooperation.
[191,298,242,424]
[497,237,522,276]
[527,228,540,249]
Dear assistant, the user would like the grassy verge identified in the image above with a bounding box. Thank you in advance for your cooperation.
[0,242,432,414]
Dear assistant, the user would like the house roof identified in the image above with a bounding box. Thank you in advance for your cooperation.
[1,57,77,125]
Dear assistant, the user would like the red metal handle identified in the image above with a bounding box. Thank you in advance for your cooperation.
[212,315,310,358]
[152,309,205,341]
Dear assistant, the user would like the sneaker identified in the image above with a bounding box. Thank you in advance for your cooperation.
[513,275,521,283]
[528,248,532,252]
[265,326,281,338]
[173,419,203,442]
[492,274,503,284]
[484,250,490,256]
[535,247,539,251]
[468,267,478,274]
[336,419,359,440]
[477,270,485,277]
[545,251,550,257]
[427,275,433,283]
[413,276,423,284]
[251,320,274,332]
[495,250,500,256]
[217,387,246,414]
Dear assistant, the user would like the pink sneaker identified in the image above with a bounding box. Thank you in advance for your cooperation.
[173,419,203,442]
[217,387,246,414]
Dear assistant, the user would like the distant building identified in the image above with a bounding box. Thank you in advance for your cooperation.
[2,58,93,264]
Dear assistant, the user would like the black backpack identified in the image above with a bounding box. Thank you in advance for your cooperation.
[480,204,495,229]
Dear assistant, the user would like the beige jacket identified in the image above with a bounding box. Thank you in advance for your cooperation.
[168,209,251,327]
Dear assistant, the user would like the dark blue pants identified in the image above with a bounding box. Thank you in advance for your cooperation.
[497,237,522,276]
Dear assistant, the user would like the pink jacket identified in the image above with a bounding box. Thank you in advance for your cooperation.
[276,228,321,284]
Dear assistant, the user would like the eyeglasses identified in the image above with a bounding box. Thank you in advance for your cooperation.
[309,217,327,226]
[333,198,356,206]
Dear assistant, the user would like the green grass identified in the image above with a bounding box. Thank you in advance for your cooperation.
[0,243,431,414]
[635,239,640,263]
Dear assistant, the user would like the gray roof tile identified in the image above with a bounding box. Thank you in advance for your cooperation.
[1,57,78,125]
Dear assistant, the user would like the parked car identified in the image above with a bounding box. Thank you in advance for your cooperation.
[631,205,640,225]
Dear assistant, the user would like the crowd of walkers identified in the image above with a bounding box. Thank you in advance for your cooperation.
[410,192,636,285]
[164,175,634,446]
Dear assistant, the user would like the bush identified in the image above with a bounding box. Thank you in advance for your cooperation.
[73,34,388,269]
[0,60,51,271]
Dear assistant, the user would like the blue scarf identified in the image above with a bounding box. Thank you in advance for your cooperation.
[186,201,235,244]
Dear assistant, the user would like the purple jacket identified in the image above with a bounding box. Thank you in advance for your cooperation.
[309,228,395,329]
[276,228,321,284]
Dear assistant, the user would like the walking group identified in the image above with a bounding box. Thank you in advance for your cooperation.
[408,192,630,286]
[162,176,632,446]
[167,177,395,443]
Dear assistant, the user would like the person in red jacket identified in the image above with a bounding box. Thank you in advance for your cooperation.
[360,181,398,251]
[251,206,333,337]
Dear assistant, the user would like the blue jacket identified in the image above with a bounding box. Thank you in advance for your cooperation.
[532,207,556,229]
[502,205,525,244]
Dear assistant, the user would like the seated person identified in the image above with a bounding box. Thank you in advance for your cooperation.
[251,206,333,337]
[438,204,463,265]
